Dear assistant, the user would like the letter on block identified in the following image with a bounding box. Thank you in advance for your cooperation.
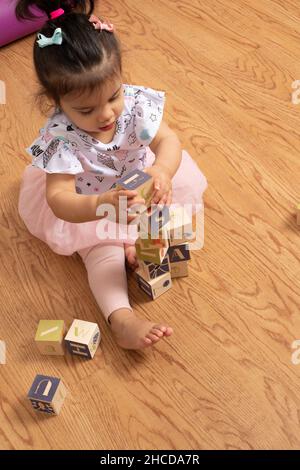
[114,169,154,208]
[139,225,169,247]
[28,374,67,415]
[168,243,191,263]
[140,205,170,239]
[170,260,189,278]
[136,241,168,265]
[35,320,65,356]
[64,319,101,359]
[136,271,172,300]
[138,254,170,281]
[136,224,169,264]
[167,206,194,246]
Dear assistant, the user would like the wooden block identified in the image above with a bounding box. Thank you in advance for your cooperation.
[170,260,189,278]
[64,319,101,359]
[136,224,169,264]
[136,241,168,264]
[168,243,191,263]
[28,374,67,415]
[138,254,170,281]
[139,205,170,238]
[114,169,154,208]
[297,203,300,225]
[136,271,172,300]
[167,206,194,246]
[35,320,65,356]
[137,231,169,249]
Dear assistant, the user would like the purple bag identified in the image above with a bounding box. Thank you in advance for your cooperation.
[0,0,47,47]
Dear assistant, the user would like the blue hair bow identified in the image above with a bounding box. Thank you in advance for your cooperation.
[36,28,63,48]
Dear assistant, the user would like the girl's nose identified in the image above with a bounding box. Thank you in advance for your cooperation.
[98,105,114,123]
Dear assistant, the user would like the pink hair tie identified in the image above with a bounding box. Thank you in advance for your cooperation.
[50,8,65,20]
[89,14,114,32]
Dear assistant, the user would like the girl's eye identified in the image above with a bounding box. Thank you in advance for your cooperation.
[80,110,93,115]
[109,93,119,103]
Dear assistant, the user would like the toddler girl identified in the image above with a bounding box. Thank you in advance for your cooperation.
[16,0,207,349]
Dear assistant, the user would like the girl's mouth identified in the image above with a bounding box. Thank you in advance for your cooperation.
[99,122,115,131]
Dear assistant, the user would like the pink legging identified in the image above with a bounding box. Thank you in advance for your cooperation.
[78,242,132,323]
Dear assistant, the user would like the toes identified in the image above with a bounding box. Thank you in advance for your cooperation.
[164,327,173,337]
[151,328,164,338]
[153,324,167,333]
[146,333,161,343]
[153,324,173,336]
[143,337,152,346]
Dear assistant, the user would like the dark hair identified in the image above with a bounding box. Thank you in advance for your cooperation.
[16,1,122,108]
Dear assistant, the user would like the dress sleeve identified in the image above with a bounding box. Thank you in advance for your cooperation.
[26,135,83,175]
[134,86,165,146]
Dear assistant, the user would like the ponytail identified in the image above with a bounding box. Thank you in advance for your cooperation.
[15,0,121,109]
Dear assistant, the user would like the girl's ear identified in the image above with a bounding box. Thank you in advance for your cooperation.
[53,100,61,113]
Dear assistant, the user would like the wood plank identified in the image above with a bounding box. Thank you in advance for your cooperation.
[0,0,300,450]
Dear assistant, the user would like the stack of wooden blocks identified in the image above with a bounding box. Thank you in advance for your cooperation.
[115,169,194,300]
[28,318,101,415]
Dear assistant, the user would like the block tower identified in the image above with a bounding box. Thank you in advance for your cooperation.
[114,168,194,300]
[135,204,194,299]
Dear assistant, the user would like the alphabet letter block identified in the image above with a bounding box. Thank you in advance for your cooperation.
[139,205,170,239]
[136,271,172,299]
[138,254,170,281]
[64,319,101,359]
[167,206,194,246]
[136,242,168,265]
[168,243,191,263]
[114,169,154,208]
[136,225,169,264]
[28,374,67,415]
[35,320,65,356]
[170,260,189,278]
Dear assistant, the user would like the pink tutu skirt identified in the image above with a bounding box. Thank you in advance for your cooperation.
[18,149,208,255]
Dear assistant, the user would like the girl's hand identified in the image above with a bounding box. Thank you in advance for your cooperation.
[99,189,145,224]
[143,165,173,206]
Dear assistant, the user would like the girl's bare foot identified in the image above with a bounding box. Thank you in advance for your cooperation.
[124,243,139,271]
[109,308,173,350]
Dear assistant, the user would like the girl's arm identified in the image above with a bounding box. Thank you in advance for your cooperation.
[46,173,103,223]
[46,174,140,224]
[149,121,182,178]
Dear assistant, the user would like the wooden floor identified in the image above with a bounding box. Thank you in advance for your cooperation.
[0,0,299,450]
